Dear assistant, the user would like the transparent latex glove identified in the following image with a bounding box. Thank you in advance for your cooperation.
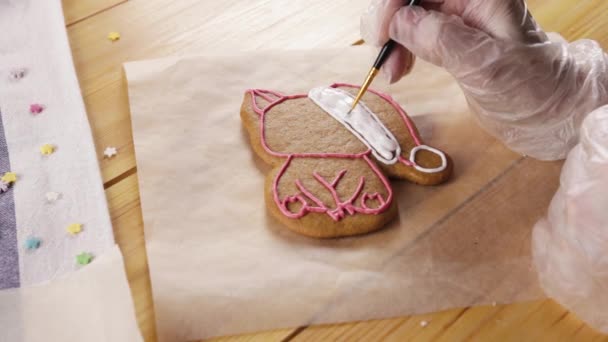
[533,106,608,334]
[361,0,608,160]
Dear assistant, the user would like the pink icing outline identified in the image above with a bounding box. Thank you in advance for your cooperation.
[246,83,424,221]
[272,155,393,221]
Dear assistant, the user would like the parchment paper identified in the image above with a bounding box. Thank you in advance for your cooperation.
[125,47,555,341]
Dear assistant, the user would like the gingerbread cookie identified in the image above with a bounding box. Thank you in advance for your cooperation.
[241,83,452,238]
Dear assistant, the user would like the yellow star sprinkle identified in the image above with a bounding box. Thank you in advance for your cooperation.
[107,31,121,42]
[66,223,83,235]
[40,144,55,155]
[1,172,17,183]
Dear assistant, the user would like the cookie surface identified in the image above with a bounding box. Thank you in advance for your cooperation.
[241,84,452,238]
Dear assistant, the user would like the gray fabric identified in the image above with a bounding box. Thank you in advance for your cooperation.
[0,109,19,290]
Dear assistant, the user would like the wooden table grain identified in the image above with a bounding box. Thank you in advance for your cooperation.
[61,0,608,341]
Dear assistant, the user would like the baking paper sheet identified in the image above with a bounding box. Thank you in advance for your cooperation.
[125,47,557,341]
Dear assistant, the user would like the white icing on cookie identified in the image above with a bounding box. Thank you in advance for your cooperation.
[308,86,401,165]
[409,145,448,173]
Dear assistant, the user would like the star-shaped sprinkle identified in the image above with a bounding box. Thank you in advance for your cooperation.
[40,144,55,155]
[107,32,121,42]
[30,104,44,114]
[66,223,83,235]
[104,146,117,158]
[9,68,26,81]
[45,191,60,202]
[1,172,17,184]
[420,320,429,327]
[76,252,93,265]
[25,237,41,250]
[0,180,9,193]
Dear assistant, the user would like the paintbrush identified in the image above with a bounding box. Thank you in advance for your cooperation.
[349,0,423,113]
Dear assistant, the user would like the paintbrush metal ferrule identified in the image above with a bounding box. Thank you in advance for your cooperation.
[349,67,380,113]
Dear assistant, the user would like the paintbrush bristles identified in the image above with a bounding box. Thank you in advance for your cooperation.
[350,67,379,112]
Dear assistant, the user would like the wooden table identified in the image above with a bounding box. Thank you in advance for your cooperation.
[61,0,608,341]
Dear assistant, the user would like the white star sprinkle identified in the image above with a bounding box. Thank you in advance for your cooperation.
[45,192,60,202]
[104,146,117,158]
[420,320,429,327]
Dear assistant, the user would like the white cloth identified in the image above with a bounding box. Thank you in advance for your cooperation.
[0,0,114,287]
[0,0,142,341]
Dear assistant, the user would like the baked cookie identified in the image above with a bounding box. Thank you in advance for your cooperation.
[241,83,452,238]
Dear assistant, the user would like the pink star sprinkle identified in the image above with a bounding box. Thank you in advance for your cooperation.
[30,104,45,115]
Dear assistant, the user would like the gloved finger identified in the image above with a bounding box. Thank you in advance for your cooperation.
[360,0,404,46]
[388,6,493,71]
[381,44,416,84]
[360,0,445,46]
[460,0,546,44]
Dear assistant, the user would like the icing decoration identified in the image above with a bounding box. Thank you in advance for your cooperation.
[273,155,392,221]
[76,252,93,265]
[409,145,448,173]
[30,103,44,114]
[9,68,26,80]
[308,86,401,165]
[66,223,83,235]
[1,172,17,183]
[107,32,121,42]
[45,191,60,202]
[40,144,55,155]
[0,180,8,193]
[246,83,447,222]
[104,146,117,158]
[25,237,41,250]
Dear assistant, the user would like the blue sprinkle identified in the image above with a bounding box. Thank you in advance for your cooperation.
[25,237,41,250]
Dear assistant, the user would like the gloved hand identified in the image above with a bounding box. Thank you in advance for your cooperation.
[362,0,608,334]
[360,0,608,160]
[533,105,608,333]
